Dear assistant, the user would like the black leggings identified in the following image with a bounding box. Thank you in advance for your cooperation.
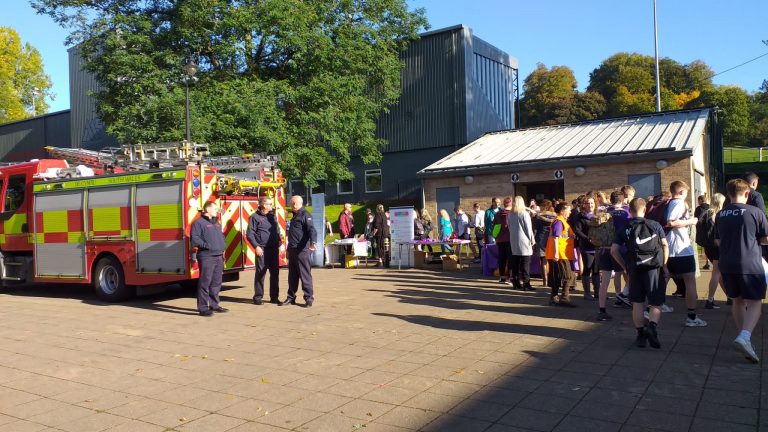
[497,242,511,277]
[509,255,531,287]
[581,251,599,291]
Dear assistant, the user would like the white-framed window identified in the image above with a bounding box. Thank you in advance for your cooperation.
[337,179,353,195]
[365,169,382,193]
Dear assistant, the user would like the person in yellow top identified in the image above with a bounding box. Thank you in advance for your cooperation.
[546,203,576,307]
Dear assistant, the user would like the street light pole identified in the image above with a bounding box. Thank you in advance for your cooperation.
[653,0,661,112]
[183,58,199,142]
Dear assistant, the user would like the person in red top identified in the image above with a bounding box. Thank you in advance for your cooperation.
[338,203,355,255]
[493,197,512,283]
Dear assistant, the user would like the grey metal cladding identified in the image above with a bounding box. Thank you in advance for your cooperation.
[36,243,85,277]
[136,182,182,205]
[375,26,467,153]
[88,186,131,208]
[68,46,116,150]
[35,191,84,211]
[136,241,185,273]
[0,110,72,161]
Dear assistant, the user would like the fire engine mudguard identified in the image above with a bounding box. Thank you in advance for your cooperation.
[93,255,133,302]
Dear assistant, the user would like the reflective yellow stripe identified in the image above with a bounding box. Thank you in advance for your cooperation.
[150,203,182,229]
[4,213,27,234]
[91,208,121,231]
[35,233,44,244]
[68,232,85,243]
[43,211,68,233]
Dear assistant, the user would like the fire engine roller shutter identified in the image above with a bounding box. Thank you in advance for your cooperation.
[135,182,185,274]
[34,190,86,277]
[87,186,131,239]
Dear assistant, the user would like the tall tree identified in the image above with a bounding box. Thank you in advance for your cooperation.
[520,64,605,126]
[0,27,52,122]
[588,52,713,116]
[693,85,751,147]
[32,0,428,184]
[748,80,768,147]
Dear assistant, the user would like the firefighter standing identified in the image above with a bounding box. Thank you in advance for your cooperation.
[283,195,317,307]
[246,196,282,305]
[191,201,228,316]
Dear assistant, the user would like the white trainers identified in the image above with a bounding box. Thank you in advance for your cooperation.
[733,337,760,363]
[616,293,631,306]
[643,310,650,322]
[661,304,674,313]
[685,317,708,327]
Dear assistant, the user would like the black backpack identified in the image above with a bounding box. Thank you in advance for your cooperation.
[695,212,716,249]
[625,220,663,270]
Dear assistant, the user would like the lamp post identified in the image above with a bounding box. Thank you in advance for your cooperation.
[31,87,41,116]
[183,58,198,142]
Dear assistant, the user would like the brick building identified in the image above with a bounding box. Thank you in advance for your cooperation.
[418,108,724,214]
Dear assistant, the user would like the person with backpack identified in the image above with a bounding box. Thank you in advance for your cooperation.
[611,197,669,348]
[716,179,768,363]
[664,180,706,327]
[696,193,725,309]
[493,198,512,283]
[484,197,501,245]
[534,200,556,287]
[598,191,632,310]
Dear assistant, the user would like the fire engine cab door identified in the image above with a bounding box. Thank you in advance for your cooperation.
[135,182,185,274]
[34,190,86,278]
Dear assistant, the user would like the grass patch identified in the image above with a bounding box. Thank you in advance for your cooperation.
[724,147,768,164]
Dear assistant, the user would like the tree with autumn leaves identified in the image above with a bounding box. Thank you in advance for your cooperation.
[521,52,765,148]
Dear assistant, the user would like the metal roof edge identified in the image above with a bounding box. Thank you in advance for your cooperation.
[417,149,693,178]
[418,24,468,38]
[0,109,72,128]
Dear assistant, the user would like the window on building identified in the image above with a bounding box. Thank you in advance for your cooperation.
[4,175,25,213]
[628,173,661,200]
[337,179,353,195]
[365,169,382,193]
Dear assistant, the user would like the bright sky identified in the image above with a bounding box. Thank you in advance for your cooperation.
[3,0,767,113]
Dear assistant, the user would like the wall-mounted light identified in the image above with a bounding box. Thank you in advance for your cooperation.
[464,175,474,184]
[656,160,668,170]
[574,166,586,177]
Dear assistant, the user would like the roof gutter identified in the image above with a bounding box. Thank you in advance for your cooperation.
[417,149,692,179]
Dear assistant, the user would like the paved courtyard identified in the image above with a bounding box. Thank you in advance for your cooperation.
[0,265,763,432]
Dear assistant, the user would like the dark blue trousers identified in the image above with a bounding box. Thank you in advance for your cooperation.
[254,248,280,301]
[287,248,314,302]
[197,254,223,312]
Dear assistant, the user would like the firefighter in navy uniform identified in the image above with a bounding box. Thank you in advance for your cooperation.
[190,201,229,316]
[246,196,282,305]
[283,195,317,307]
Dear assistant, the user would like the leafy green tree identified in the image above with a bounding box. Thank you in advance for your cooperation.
[0,27,52,122]
[748,80,768,147]
[520,64,605,126]
[588,52,713,116]
[32,0,427,184]
[694,85,751,147]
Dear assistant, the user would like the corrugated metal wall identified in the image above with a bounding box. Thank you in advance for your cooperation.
[375,27,468,153]
[0,111,71,161]
[68,47,116,150]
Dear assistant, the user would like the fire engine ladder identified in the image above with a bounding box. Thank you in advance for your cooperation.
[45,142,281,174]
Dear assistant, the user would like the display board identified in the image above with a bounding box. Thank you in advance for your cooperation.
[310,193,326,267]
[389,206,415,267]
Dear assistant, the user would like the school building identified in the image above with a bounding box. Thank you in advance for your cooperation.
[418,108,724,214]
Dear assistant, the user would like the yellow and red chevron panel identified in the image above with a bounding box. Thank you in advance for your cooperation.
[273,182,288,266]
[34,209,85,244]
[220,199,244,270]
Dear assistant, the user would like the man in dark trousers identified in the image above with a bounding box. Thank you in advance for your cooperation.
[191,201,228,316]
[283,195,317,307]
[247,196,282,305]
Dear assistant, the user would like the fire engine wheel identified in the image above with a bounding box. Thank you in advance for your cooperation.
[93,256,132,302]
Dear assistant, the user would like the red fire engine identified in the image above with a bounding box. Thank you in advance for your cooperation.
[0,142,287,301]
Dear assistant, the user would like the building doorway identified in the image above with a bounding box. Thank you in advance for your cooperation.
[515,181,564,204]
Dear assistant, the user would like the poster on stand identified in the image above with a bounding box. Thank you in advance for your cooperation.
[310,193,325,267]
[389,206,415,267]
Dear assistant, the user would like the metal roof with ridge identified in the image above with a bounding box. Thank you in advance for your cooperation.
[419,108,712,177]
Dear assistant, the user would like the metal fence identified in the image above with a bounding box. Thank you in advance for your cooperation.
[724,147,767,163]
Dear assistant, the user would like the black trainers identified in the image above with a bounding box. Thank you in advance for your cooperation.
[645,325,661,349]
[635,331,647,348]
[705,300,721,309]
[613,299,631,309]
[596,312,613,322]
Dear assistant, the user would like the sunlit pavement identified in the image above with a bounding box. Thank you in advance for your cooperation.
[0,264,761,432]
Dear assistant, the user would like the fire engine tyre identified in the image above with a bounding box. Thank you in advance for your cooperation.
[93,256,132,302]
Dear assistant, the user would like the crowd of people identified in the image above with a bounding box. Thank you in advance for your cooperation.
[429,173,768,361]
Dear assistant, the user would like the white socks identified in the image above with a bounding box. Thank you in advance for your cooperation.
[739,330,752,342]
